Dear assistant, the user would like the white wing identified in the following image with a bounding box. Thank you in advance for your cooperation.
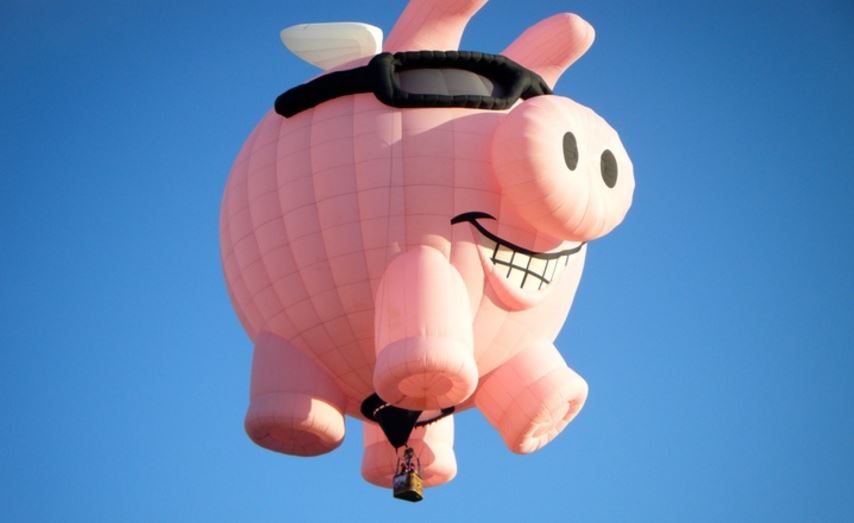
[280,22,383,71]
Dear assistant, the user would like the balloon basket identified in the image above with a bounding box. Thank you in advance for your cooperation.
[392,446,423,502]
[393,470,423,502]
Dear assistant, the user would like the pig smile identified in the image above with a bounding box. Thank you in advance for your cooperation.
[451,212,585,293]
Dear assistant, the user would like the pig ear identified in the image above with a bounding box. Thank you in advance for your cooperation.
[384,0,488,52]
[501,13,595,89]
[280,22,383,71]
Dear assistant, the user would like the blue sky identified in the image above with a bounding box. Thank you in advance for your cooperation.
[2,0,853,521]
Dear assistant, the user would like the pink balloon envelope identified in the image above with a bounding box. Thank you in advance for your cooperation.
[220,0,634,490]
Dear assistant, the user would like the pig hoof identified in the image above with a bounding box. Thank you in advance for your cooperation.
[499,366,588,454]
[373,336,478,410]
[245,392,345,456]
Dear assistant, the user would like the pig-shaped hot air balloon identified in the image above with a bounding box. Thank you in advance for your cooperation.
[220,0,634,495]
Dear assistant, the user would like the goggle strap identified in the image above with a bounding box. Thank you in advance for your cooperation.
[275,66,373,118]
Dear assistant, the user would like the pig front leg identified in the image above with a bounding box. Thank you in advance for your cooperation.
[474,341,588,454]
[373,246,478,410]
[244,332,346,456]
[361,416,457,488]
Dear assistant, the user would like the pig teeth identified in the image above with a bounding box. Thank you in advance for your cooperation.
[480,238,580,292]
[455,212,585,293]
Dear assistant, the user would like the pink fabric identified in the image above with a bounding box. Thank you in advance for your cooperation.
[492,96,634,241]
[244,333,346,456]
[502,13,595,89]
[384,0,488,52]
[474,339,588,454]
[220,0,635,490]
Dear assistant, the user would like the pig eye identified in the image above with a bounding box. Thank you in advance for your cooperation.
[600,149,618,188]
[563,132,579,171]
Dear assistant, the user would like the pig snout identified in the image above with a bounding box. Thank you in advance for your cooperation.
[492,95,635,241]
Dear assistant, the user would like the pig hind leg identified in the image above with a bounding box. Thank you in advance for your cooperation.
[361,416,457,488]
[244,332,347,456]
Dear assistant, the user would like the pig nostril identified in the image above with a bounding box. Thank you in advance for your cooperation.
[563,132,579,171]
[600,149,618,188]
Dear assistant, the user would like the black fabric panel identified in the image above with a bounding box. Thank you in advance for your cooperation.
[601,149,618,188]
[359,393,455,448]
[370,52,396,104]
[274,66,373,117]
[375,406,422,449]
[564,132,579,171]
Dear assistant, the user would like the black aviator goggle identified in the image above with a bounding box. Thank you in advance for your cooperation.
[275,50,552,118]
